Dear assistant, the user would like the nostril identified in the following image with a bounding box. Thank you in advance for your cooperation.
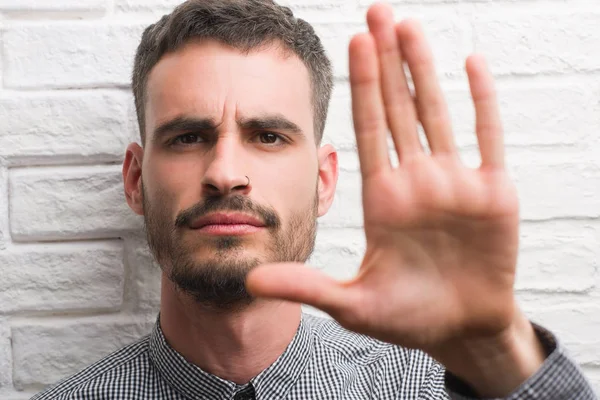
[203,183,221,193]
[201,175,250,195]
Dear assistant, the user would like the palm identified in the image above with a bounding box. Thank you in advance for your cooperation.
[247,3,521,357]
[355,155,519,349]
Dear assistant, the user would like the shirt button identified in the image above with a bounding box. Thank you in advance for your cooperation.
[233,393,254,400]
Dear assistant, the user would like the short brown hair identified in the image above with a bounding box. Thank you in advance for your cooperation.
[132,0,333,146]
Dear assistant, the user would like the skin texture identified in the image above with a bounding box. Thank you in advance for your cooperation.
[122,39,338,382]
[123,2,545,397]
[246,3,545,398]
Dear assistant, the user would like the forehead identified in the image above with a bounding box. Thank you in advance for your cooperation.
[145,40,314,139]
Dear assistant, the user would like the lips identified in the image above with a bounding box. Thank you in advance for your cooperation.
[189,213,266,229]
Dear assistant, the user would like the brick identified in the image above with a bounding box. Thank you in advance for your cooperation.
[2,0,600,389]
[359,0,463,5]
[317,219,597,295]
[325,77,600,150]
[9,166,143,241]
[520,303,600,366]
[312,15,468,79]
[0,392,32,400]
[0,0,105,12]
[323,150,600,227]
[0,167,7,251]
[0,320,10,389]
[114,0,181,13]
[324,83,440,153]
[0,21,3,85]
[449,78,600,148]
[122,234,162,313]
[12,316,155,388]
[322,84,354,151]
[114,0,349,14]
[311,228,365,281]
[324,82,440,151]
[278,0,348,7]
[0,91,135,165]
[474,10,600,75]
[509,154,600,221]
[3,22,147,89]
[516,221,599,293]
[0,241,125,313]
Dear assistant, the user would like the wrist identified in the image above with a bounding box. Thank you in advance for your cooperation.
[440,309,546,398]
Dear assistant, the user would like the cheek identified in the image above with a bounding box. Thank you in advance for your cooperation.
[258,154,318,211]
[144,157,201,213]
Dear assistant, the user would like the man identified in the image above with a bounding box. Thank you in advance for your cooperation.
[32,0,595,399]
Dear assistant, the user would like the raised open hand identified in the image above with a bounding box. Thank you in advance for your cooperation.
[247,2,521,365]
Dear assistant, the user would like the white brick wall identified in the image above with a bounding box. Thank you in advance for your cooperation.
[0,0,599,398]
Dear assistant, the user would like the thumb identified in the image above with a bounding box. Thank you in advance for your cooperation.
[246,263,351,315]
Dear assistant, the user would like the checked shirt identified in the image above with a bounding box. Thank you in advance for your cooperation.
[31,313,596,400]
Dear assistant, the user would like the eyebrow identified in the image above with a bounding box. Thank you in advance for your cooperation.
[238,115,303,134]
[151,114,304,145]
[152,116,218,145]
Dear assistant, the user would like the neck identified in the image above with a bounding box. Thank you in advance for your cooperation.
[159,276,302,384]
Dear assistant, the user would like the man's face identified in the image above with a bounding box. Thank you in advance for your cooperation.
[138,40,325,310]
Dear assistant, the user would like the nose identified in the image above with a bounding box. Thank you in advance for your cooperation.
[201,136,251,196]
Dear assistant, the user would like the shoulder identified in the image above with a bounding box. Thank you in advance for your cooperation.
[303,312,442,369]
[30,335,151,400]
[302,312,407,366]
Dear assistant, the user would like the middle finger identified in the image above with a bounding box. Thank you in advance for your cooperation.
[367,3,423,162]
[396,20,456,155]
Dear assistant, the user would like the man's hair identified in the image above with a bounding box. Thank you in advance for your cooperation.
[132,0,333,146]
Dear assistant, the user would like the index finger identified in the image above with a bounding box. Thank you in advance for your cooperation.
[349,33,391,179]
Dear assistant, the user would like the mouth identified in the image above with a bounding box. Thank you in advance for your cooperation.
[189,212,266,236]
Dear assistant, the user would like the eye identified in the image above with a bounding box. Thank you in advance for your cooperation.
[171,133,204,146]
[255,132,287,146]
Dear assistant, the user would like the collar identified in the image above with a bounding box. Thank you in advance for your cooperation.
[149,313,313,399]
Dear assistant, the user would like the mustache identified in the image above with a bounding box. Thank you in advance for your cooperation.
[175,195,281,230]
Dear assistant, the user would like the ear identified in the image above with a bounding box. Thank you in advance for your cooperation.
[122,143,145,216]
[316,144,338,217]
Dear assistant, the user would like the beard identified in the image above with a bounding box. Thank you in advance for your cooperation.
[141,181,318,312]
